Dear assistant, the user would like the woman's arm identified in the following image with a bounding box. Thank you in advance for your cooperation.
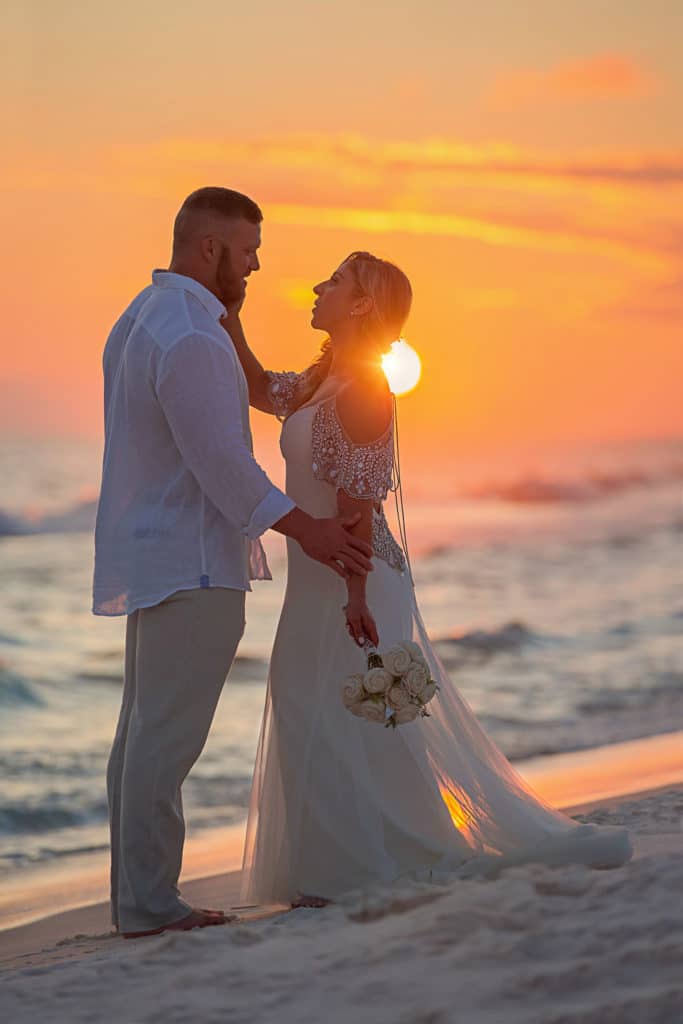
[221,311,277,414]
[335,376,393,648]
[337,489,379,648]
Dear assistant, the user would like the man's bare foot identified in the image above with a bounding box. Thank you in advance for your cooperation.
[199,908,232,919]
[122,908,232,939]
[291,894,331,909]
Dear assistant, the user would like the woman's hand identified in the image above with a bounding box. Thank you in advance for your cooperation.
[337,490,377,646]
[221,294,246,322]
[343,596,379,649]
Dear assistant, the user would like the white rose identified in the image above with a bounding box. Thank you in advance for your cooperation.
[400,641,429,667]
[351,699,387,724]
[393,705,420,725]
[364,667,394,695]
[387,684,411,710]
[403,664,429,697]
[342,674,366,709]
[421,681,437,704]
[382,645,412,676]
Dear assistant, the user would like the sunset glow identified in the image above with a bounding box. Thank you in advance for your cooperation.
[436,779,478,844]
[382,340,422,396]
[1,2,682,465]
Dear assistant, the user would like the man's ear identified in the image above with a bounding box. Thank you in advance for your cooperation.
[199,235,218,264]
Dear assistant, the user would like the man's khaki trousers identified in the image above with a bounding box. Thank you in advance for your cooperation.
[106,587,246,933]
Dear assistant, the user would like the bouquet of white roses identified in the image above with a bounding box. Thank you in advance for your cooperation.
[341,641,438,728]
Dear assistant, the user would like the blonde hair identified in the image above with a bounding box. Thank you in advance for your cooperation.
[290,252,412,412]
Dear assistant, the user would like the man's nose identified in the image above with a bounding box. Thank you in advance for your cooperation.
[251,254,260,272]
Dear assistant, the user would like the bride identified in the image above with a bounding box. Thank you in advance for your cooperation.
[226,251,632,907]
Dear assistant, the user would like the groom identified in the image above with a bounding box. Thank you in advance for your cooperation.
[93,187,372,938]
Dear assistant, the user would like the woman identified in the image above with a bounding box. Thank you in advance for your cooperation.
[227,251,631,907]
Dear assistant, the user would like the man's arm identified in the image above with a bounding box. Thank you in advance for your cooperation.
[156,333,373,577]
[272,504,372,579]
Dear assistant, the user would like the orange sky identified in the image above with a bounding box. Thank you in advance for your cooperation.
[2,1,682,462]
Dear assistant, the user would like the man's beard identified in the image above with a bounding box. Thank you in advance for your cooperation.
[216,247,245,306]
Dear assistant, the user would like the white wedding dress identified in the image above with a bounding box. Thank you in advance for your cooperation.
[240,374,632,904]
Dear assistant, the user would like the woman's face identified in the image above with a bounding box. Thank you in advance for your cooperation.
[311,261,361,333]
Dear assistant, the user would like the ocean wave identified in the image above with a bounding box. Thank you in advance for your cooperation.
[0,838,111,874]
[0,511,29,536]
[76,670,122,684]
[10,842,110,864]
[0,669,44,708]
[435,621,547,657]
[0,750,103,779]
[1,469,680,544]
[0,799,108,836]
[185,774,252,810]
[0,773,251,841]
[74,653,267,687]
[460,463,683,504]
[0,498,97,537]
[576,671,683,714]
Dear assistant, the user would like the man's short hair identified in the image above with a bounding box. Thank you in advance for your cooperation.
[173,187,262,248]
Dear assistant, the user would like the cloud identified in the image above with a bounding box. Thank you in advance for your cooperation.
[485,53,658,110]
[266,202,668,270]
[8,133,676,200]
[113,134,683,189]
[604,277,683,321]
[4,133,682,272]
[103,136,671,266]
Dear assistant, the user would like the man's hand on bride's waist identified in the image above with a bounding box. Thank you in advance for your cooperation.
[271,508,374,578]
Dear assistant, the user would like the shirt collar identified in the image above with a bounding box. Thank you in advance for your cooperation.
[152,270,227,321]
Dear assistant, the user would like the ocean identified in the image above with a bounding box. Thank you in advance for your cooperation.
[1,434,682,890]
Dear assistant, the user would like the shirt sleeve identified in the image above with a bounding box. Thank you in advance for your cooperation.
[156,333,295,538]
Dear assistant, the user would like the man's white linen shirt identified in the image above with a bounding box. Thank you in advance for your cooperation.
[93,270,294,616]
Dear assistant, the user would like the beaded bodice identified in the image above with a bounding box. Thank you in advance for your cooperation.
[268,370,407,575]
[311,397,393,502]
[370,507,407,575]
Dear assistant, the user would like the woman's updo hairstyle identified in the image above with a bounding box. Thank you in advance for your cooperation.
[345,251,413,353]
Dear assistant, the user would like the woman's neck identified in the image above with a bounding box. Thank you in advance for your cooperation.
[328,353,355,379]
[328,336,383,382]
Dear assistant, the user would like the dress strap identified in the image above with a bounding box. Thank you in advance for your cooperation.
[389,393,414,584]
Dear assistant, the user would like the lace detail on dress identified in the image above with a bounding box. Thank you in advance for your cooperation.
[372,507,407,574]
[311,397,394,502]
[265,371,300,421]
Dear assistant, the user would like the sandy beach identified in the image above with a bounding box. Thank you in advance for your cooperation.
[2,733,682,1022]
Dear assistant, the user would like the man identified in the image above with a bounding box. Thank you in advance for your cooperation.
[93,187,372,939]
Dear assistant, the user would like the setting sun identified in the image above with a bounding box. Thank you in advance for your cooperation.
[381,339,422,396]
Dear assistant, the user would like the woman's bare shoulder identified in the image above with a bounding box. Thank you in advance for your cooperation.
[335,373,393,444]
